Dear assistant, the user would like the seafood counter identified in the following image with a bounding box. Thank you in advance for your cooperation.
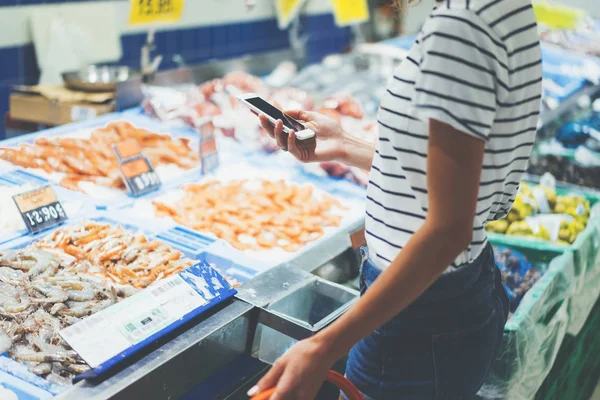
[0,96,367,398]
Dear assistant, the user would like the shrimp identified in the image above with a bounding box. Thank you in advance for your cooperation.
[29,362,52,375]
[0,327,12,354]
[12,351,77,364]
[30,284,68,304]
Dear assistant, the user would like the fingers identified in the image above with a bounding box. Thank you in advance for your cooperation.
[285,109,310,122]
[287,131,303,161]
[251,361,285,398]
[274,121,287,150]
[259,115,275,138]
[288,132,313,162]
[270,369,303,400]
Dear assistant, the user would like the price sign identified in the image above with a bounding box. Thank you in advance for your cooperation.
[329,0,370,27]
[119,157,161,197]
[113,139,161,197]
[199,135,219,175]
[12,186,68,235]
[113,139,142,161]
[129,0,185,25]
[275,0,307,29]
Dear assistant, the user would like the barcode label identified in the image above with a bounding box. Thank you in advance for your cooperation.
[151,278,182,297]
[57,261,226,370]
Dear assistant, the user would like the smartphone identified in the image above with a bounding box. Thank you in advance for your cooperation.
[237,93,315,140]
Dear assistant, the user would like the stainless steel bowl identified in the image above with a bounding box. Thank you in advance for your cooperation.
[62,65,139,92]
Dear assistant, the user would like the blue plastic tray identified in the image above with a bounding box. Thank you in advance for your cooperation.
[0,213,236,390]
[0,174,96,246]
[0,113,205,210]
[0,370,53,399]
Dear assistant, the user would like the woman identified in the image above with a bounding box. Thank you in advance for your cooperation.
[249,0,542,398]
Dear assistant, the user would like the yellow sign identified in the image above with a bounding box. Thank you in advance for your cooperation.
[330,0,369,27]
[276,0,306,29]
[532,2,585,30]
[129,0,185,25]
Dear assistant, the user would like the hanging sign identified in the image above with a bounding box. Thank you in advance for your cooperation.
[329,0,369,27]
[129,0,185,25]
[275,0,307,29]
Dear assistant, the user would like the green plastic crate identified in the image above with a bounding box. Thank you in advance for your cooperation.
[488,186,600,307]
[480,249,577,400]
[487,186,600,255]
[535,296,600,400]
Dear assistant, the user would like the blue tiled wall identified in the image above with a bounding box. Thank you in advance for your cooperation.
[0,13,351,139]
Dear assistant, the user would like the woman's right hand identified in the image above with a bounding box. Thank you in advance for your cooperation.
[259,110,346,163]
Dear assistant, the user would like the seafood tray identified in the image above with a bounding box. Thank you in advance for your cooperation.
[0,170,94,247]
[0,214,237,393]
[0,113,209,210]
[118,161,366,270]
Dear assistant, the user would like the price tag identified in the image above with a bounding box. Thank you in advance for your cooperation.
[113,139,142,161]
[198,125,219,175]
[350,227,366,249]
[329,0,370,27]
[129,0,185,25]
[113,139,161,197]
[119,157,161,197]
[12,186,68,235]
[275,0,307,29]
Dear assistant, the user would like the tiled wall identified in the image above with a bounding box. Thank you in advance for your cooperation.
[0,1,352,138]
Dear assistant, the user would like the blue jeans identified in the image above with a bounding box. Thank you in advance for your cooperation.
[344,244,509,400]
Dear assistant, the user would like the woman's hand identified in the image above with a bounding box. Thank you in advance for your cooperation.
[259,110,346,163]
[248,337,336,400]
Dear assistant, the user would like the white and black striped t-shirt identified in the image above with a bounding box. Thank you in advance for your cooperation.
[366,0,542,270]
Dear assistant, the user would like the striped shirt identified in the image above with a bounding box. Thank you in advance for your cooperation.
[366,0,542,270]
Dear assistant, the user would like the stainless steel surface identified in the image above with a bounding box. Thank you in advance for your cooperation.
[141,29,163,77]
[116,49,295,110]
[254,276,358,364]
[286,219,364,274]
[63,65,139,92]
[267,279,357,332]
[56,300,254,400]
[235,264,314,308]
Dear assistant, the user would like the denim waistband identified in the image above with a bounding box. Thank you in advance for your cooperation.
[360,244,496,306]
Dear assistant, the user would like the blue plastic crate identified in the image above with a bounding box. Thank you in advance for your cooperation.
[0,213,235,391]
[0,365,56,398]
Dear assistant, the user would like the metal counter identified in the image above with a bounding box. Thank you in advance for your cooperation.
[56,300,256,400]
[55,263,358,399]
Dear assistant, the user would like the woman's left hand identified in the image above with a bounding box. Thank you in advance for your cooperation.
[248,337,336,400]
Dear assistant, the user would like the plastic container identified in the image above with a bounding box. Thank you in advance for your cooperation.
[0,113,203,210]
[0,370,53,400]
[112,162,366,271]
[0,212,233,392]
[534,296,600,400]
[480,249,575,400]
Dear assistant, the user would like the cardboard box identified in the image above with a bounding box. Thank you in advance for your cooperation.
[9,85,115,126]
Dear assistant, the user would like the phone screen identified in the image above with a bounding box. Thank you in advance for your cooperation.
[246,97,305,131]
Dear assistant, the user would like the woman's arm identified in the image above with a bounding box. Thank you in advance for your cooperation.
[339,132,375,171]
[316,119,485,357]
[251,119,486,400]
[259,111,375,170]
